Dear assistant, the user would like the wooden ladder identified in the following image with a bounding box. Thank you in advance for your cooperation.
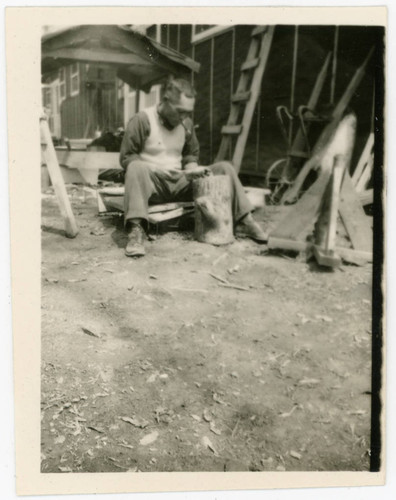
[215,25,275,172]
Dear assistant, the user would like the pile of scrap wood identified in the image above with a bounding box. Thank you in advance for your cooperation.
[268,113,373,268]
[351,132,374,206]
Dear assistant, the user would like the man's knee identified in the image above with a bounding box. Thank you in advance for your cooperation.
[125,160,150,181]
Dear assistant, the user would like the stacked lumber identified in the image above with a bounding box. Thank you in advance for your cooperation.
[351,133,374,205]
[268,114,373,267]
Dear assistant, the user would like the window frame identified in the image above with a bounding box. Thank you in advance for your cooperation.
[59,67,66,101]
[70,63,80,97]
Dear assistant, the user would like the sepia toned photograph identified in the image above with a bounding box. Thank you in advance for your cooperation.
[5,5,388,496]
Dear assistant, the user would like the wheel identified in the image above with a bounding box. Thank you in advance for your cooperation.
[265,158,292,205]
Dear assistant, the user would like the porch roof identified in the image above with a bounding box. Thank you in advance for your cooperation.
[42,25,200,92]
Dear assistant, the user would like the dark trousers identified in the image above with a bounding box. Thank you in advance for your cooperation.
[124,160,253,226]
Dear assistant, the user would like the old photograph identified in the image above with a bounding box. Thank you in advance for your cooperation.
[39,20,384,473]
[5,5,388,496]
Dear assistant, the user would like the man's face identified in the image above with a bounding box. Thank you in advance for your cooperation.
[160,92,195,129]
[172,93,195,120]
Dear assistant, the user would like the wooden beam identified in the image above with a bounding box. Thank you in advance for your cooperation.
[339,172,373,252]
[231,91,251,103]
[222,125,243,135]
[55,150,121,171]
[241,58,259,71]
[232,26,275,172]
[351,133,374,186]
[355,152,374,193]
[40,116,79,238]
[251,26,268,37]
[271,168,333,241]
[359,189,373,206]
[268,237,372,264]
[43,48,152,67]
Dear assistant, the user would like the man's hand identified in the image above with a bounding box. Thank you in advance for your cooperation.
[184,166,211,181]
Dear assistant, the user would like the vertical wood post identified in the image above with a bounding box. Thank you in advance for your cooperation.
[40,115,79,238]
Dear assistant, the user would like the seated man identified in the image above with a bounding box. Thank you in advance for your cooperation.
[119,77,267,257]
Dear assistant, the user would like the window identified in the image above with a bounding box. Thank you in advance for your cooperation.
[191,25,232,43]
[70,63,80,97]
[59,67,66,100]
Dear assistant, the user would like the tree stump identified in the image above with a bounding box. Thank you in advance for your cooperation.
[193,174,234,245]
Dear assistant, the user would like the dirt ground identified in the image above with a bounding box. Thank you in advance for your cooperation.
[40,186,373,473]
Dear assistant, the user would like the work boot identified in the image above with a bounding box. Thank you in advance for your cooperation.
[125,223,146,257]
[236,213,268,243]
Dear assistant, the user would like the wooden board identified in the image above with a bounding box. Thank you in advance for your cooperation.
[270,168,332,241]
[268,237,372,264]
[55,150,121,171]
[40,117,79,238]
[351,133,374,186]
[339,172,372,252]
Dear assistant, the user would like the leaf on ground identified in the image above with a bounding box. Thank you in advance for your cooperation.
[298,378,320,386]
[203,409,213,422]
[87,425,105,433]
[120,416,149,428]
[58,466,73,472]
[213,393,227,405]
[54,435,66,444]
[347,410,367,416]
[290,450,302,460]
[202,436,218,455]
[147,373,158,383]
[117,442,134,450]
[315,315,333,323]
[81,327,101,338]
[279,405,298,418]
[191,414,201,422]
[209,422,222,435]
[140,431,159,446]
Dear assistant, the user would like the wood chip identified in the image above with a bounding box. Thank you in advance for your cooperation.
[298,378,320,386]
[203,409,212,422]
[202,436,218,455]
[279,405,298,418]
[209,272,229,284]
[140,431,159,446]
[120,416,149,428]
[87,425,105,433]
[81,327,101,338]
[218,283,250,292]
[209,422,222,435]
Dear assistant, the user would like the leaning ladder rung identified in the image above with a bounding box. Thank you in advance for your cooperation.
[231,91,251,103]
[221,125,243,135]
[241,58,260,71]
[251,26,268,37]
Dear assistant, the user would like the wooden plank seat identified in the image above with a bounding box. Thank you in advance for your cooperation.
[97,186,195,224]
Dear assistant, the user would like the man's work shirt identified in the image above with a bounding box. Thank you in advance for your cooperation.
[119,105,199,171]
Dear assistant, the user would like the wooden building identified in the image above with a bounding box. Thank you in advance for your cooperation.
[144,24,383,180]
[42,24,384,179]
